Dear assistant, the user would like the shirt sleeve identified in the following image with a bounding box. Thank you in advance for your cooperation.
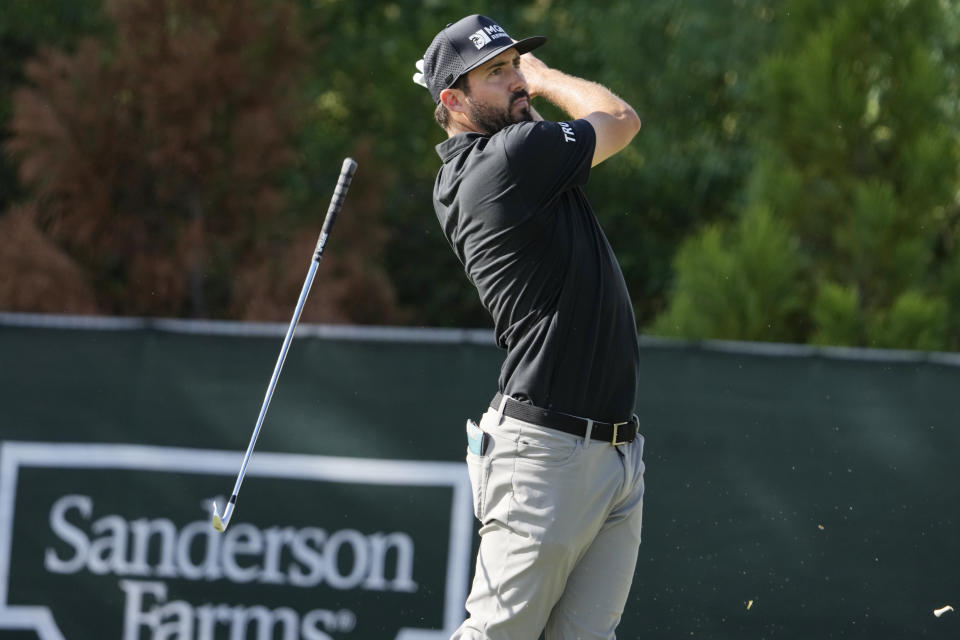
[500,119,597,207]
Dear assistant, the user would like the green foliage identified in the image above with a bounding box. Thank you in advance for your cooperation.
[809,282,861,346]
[751,0,958,242]
[653,205,806,342]
[868,290,948,351]
[652,0,960,351]
[941,250,960,346]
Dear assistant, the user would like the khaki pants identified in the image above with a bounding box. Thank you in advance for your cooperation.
[453,405,645,639]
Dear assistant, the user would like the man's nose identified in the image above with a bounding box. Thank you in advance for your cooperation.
[510,68,527,92]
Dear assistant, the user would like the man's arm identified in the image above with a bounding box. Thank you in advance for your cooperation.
[520,53,640,167]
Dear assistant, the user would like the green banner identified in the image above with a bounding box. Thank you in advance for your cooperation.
[1,315,959,639]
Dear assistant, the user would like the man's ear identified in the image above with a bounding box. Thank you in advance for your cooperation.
[440,88,468,114]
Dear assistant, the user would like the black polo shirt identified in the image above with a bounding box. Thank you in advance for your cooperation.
[433,119,639,422]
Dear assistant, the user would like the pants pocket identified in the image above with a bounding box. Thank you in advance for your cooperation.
[514,432,581,467]
[505,420,582,467]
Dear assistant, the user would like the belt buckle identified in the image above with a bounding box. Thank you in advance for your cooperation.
[611,421,630,446]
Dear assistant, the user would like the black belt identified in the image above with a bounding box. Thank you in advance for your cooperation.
[490,393,638,445]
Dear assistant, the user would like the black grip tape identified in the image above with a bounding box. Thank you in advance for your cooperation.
[314,158,358,260]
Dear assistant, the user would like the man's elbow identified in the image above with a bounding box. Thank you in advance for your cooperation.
[621,107,641,138]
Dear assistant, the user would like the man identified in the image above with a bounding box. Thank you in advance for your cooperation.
[414,14,645,640]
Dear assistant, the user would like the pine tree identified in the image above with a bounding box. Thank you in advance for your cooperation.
[653,0,960,350]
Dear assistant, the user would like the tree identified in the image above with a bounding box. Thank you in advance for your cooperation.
[652,0,960,350]
[4,0,398,321]
[0,204,98,313]
[0,0,106,213]
[652,205,807,341]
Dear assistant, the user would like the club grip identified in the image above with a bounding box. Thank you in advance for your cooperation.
[314,157,358,260]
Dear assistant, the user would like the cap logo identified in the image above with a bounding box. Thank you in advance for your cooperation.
[468,24,509,50]
[468,29,492,49]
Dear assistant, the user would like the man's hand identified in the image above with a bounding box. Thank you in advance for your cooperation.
[519,53,550,98]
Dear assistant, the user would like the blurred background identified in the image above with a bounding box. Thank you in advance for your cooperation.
[3,0,958,349]
[3,2,960,638]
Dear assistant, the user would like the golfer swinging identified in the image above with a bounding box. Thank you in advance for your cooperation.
[415,14,645,639]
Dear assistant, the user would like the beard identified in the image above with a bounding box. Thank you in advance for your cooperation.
[467,90,533,135]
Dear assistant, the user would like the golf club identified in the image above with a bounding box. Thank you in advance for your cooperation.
[212,157,358,533]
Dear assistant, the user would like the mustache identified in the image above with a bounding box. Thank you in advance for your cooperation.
[510,90,530,106]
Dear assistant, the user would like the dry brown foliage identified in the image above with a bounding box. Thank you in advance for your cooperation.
[0,204,99,313]
[233,141,404,324]
[3,0,324,318]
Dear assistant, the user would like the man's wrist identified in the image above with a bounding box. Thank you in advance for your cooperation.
[530,68,584,115]
[526,66,566,99]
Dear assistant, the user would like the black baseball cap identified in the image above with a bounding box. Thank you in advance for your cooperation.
[422,15,546,104]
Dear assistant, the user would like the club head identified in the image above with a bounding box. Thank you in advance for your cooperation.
[211,500,232,533]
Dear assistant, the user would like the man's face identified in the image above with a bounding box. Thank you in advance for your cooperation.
[462,48,532,134]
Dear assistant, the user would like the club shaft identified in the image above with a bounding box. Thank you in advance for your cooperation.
[215,157,357,530]
[226,257,320,503]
